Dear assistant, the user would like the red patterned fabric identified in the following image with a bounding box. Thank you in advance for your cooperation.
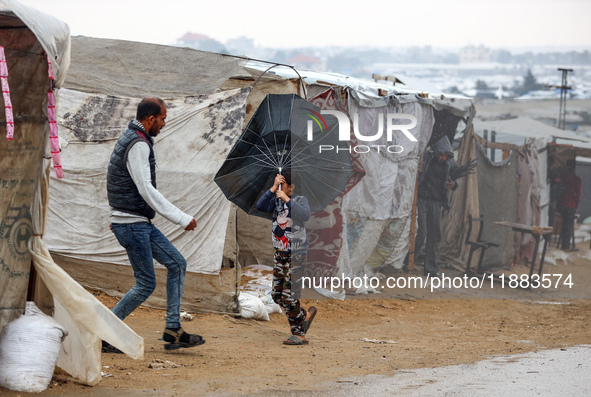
[304,88,365,278]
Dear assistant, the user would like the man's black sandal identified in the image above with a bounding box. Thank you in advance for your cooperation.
[162,327,205,351]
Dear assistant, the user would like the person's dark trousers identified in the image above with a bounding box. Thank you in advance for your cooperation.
[415,198,443,275]
[111,222,187,329]
[271,251,307,336]
[559,207,576,250]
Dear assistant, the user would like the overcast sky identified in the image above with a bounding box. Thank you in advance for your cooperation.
[15,0,591,50]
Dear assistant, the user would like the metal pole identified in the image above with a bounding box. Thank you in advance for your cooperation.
[491,130,496,162]
[556,68,573,130]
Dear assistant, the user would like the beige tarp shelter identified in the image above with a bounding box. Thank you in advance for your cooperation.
[1,0,142,387]
[441,117,591,270]
[46,36,306,314]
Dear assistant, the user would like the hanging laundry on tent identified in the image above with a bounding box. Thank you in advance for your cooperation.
[0,46,14,140]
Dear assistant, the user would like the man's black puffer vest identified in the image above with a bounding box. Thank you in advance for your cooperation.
[107,121,157,219]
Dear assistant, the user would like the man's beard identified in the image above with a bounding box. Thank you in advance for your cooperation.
[148,124,159,137]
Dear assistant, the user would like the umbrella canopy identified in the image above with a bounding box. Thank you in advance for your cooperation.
[214,93,353,219]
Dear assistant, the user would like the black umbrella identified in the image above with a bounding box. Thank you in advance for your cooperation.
[214,93,353,219]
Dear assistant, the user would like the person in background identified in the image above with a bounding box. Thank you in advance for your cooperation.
[556,159,582,251]
[414,136,459,277]
[104,97,204,353]
[256,172,317,345]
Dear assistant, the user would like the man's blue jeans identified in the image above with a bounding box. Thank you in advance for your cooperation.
[111,222,186,329]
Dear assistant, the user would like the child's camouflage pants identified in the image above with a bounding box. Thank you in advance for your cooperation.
[272,251,306,336]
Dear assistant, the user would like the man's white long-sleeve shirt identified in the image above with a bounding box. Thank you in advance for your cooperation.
[109,141,192,228]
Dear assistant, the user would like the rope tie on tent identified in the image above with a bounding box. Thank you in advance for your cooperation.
[47,56,64,179]
[0,46,14,140]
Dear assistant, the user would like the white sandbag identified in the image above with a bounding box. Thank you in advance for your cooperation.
[238,292,270,321]
[313,286,346,300]
[258,291,283,315]
[0,302,68,393]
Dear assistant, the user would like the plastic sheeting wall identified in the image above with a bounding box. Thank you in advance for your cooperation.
[343,98,434,274]
[0,23,49,328]
[304,88,366,280]
[440,126,481,270]
[515,145,542,262]
[45,87,251,274]
[474,142,518,269]
[576,162,591,222]
[1,3,143,386]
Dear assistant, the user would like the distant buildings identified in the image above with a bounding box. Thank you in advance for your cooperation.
[171,33,591,100]
[459,45,491,64]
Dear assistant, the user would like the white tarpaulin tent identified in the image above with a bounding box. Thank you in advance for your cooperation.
[47,87,251,274]
[241,65,475,283]
[42,36,277,315]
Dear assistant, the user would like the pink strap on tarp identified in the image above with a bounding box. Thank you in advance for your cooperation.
[1,46,14,140]
[48,89,63,179]
[47,55,55,80]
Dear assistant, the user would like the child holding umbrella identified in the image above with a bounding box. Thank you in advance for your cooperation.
[256,172,317,345]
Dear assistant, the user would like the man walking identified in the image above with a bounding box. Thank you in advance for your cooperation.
[105,97,203,352]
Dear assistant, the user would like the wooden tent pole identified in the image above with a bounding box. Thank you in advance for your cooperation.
[408,152,424,272]
[408,175,419,272]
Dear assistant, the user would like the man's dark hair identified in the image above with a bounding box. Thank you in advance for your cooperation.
[136,97,165,121]
[566,159,576,171]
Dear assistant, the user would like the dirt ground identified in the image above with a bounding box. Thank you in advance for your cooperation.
[1,239,590,397]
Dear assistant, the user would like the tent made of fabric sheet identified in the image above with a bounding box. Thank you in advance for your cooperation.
[576,159,591,222]
[476,117,591,145]
[442,116,591,270]
[1,0,142,387]
[474,117,591,229]
[47,87,251,274]
[439,126,480,270]
[45,36,302,312]
[231,64,475,282]
[64,36,246,98]
[474,141,519,268]
[343,98,435,276]
[442,126,543,270]
[46,87,252,313]
[222,85,473,283]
